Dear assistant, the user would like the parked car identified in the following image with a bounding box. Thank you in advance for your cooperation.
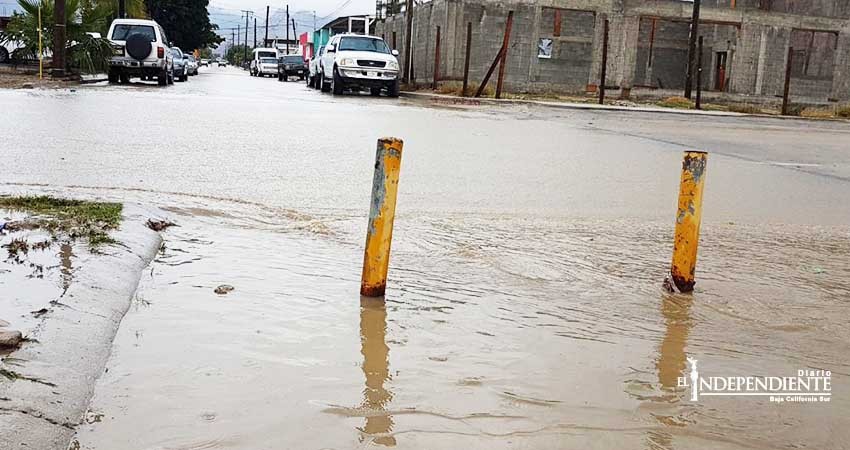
[218,59,228,67]
[318,33,399,97]
[200,58,209,67]
[107,18,174,85]
[307,45,324,88]
[249,47,278,76]
[0,39,25,64]
[278,54,307,82]
[171,47,188,82]
[184,54,198,75]
[252,58,278,77]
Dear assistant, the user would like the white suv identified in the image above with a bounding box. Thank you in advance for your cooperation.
[319,34,400,97]
[107,18,174,86]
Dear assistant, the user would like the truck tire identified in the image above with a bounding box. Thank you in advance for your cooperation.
[370,87,381,96]
[388,80,400,98]
[108,68,119,84]
[331,67,343,95]
[157,70,167,86]
[0,47,9,64]
[125,33,152,61]
[320,72,330,92]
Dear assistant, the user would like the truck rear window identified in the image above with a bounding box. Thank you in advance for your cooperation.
[283,56,302,63]
[111,24,156,41]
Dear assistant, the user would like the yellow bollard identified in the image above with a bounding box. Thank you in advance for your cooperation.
[361,138,403,298]
[664,151,707,293]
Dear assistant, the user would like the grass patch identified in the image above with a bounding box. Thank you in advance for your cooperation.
[727,103,763,114]
[657,96,694,109]
[434,81,494,97]
[800,107,835,119]
[0,196,122,246]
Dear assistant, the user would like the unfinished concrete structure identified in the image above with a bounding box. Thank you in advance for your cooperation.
[375,0,850,101]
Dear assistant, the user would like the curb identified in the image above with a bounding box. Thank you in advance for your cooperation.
[0,204,163,450]
[399,91,850,122]
[399,91,747,117]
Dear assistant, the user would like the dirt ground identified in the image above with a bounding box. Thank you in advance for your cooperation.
[0,66,78,89]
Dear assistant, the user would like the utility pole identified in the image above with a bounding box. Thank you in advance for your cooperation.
[285,5,290,54]
[402,0,413,83]
[52,0,65,77]
[254,17,257,48]
[264,5,269,46]
[241,10,251,63]
[292,18,297,46]
[231,29,235,56]
[118,0,125,18]
[237,24,240,46]
[684,0,701,99]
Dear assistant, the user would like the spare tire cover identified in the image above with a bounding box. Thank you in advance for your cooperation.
[126,33,152,61]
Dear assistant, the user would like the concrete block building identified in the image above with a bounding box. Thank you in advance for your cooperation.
[375,0,850,101]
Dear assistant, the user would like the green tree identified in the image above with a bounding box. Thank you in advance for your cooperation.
[144,0,223,51]
[225,44,251,66]
[0,0,114,73]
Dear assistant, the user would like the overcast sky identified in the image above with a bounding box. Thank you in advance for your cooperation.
[209,0,375,18]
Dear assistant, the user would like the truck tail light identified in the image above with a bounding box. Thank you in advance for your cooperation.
[157,46,164,58]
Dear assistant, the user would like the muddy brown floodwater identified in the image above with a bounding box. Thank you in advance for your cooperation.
[1,67,850,449]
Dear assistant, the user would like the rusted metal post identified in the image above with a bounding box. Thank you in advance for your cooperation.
[599,19,609,105]
[462,22,471,96]
[696,36,703,110]
[664,151,708,294]
[475,47,503,97]
[361,138,404,298]
[782,46,793,116]
[495,10,514,99]
[432,25,441,90]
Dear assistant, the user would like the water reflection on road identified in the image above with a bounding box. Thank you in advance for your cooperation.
[359,297,396,447]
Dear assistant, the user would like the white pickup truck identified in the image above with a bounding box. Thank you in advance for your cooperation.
[318,34,400,97]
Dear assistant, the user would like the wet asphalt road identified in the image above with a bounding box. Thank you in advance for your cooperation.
[2,67,850,450]
[2,65,850,225]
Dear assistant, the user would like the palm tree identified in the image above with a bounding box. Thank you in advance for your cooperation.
[0,0,118,73]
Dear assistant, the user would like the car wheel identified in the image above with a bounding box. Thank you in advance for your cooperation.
[320,72,330,92]
[388,80,400,98]
[108,69,119,84]
[168,71,174,84]
[120,73,130,84]
[331,67,343,95]
[0,47,9,64]
[370,87,381,96]
[157,70,167,86]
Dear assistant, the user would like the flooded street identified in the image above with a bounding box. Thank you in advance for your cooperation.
[2,67,850,449]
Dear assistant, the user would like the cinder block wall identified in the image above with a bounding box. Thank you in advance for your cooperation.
[376,0,850,100]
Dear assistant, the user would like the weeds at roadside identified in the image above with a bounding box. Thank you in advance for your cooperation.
[727,103,763,114]
[657,96,694,109]
[0,196,121,248]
